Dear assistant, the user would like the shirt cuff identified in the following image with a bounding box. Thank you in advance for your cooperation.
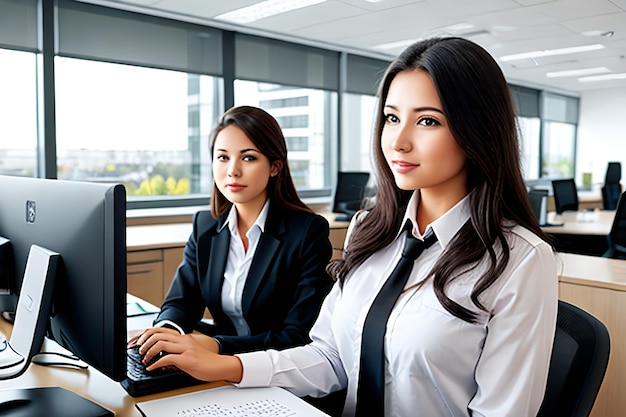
[154,320,184,334]
[233,351,274,387]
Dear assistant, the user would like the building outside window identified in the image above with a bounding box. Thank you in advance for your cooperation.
[234,80,336,191]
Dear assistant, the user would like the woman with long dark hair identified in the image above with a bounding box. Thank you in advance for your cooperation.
[136,39,558,417]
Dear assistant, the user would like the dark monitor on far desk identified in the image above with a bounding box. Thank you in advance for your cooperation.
[332,172,370,222]
[0,175,127,416]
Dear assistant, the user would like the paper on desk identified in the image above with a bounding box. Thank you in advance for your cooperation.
[135,385,330,416]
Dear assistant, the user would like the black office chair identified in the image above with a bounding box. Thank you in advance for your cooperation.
[537,300,610,417]
[601,162,622,210]
[604,161,622,184]
[601,183,621,210]
[552,179,579,214]
[603,190,626,259]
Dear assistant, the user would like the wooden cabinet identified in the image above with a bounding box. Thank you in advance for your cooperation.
[162,247,184,297]
[126,247,185,307]
[127,250,164,307]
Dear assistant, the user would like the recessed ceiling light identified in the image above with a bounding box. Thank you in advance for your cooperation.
[215,0,327,24]
[500,44,605,62]
[547,67,611,78]
[579,73,626,82]
[582,30,614,37]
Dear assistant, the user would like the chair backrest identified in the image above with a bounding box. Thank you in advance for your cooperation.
[552,179,579,214]
[601,183,621,210]
[604,190,626,259]
[605,162,622,184]
[537,300,610,417]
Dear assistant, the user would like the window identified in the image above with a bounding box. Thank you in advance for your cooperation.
[55,57,221,198]
[541,121,576,178]
[234,80,337,191]
[341,93,377,172]
[0,49,38,177]
[541,92,579,179]
[518,117,541,180]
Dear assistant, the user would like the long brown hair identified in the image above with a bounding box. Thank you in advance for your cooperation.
[209,105,312,218]
[327,37,553,323]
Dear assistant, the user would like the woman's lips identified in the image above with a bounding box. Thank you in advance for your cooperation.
[226,183,246,192]
[392,160,418,174]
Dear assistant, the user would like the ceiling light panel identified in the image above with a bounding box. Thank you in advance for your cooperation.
[215,0,327,24]
[547,67,611,78]
[500,44,605,62]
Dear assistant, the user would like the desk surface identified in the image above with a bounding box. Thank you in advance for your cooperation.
[1,253,625,416]
[557,251,626,291]
[543,209,614,236]
[126,212,350,252]
[0,310,224,417]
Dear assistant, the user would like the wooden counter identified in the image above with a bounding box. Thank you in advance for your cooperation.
[557,252,626,417]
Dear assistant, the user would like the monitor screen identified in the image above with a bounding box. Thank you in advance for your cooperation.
[332,171,370,221]
[0,175,127,382]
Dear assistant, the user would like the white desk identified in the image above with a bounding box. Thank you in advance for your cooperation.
[542,210,614,256]
[0,305,224,417]
[545,210,614,236]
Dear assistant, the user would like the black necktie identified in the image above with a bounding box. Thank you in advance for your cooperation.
[355,228,438,417]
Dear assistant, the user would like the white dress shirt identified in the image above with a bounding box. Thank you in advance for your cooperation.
[236,192,558,417]
[219,200,269,336]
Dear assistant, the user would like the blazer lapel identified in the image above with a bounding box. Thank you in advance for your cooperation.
[241,212,285,314]
[206,224,230,308]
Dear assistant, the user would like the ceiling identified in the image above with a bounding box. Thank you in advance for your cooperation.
[80,0,626,94]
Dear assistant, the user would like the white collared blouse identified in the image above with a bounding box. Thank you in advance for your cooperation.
[237,192,558,417]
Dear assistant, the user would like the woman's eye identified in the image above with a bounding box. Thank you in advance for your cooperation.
[242,155,257,162]
[418,117,440,127]
[384,113,399,123]
[215,154,228,161]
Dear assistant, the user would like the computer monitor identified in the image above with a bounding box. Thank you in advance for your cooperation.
[0,175,127,383]
[332,171,370,221]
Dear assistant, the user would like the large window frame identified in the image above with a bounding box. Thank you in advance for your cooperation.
[0,0,580,209]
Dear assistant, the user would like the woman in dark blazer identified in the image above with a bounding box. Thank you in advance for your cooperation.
[133,105,333,358]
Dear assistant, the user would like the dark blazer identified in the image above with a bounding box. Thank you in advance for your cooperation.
[155,207,334,355]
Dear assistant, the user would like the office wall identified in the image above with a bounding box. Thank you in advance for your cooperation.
[577,86,626,186]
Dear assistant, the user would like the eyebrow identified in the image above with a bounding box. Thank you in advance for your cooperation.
[215,148,260,153]
[384,104,444,114]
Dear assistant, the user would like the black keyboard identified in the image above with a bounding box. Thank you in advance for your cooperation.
[120,347,204,397]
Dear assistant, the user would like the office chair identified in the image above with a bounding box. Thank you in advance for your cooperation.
[552,179,579,214]
[603,190,626,259]
[604,161,621,184]
[537,300,610,417]
[601,162,622,210]
[601,183,621,210]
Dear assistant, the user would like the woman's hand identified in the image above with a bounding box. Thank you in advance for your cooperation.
[135,327,243,383]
